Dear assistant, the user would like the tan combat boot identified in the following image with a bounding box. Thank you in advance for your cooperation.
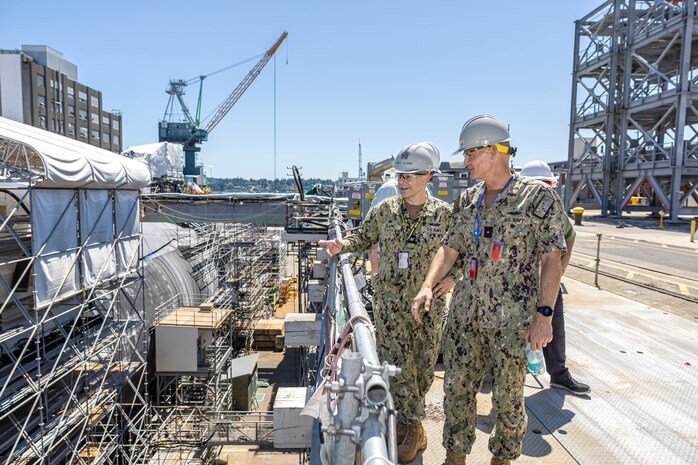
[490,456,510,465]
[396,422,409,444]
[397,421,427,463]
[442,450,467,465]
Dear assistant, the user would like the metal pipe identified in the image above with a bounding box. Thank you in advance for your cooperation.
[332,216,377,363]
[332,352,363,465]
[361,412,392,465]
[366,156,395,181]
[595,233,602,288]
[385,393,397,464]
[323,206,394,465]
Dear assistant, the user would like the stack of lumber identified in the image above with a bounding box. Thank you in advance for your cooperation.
[252,319,284,350]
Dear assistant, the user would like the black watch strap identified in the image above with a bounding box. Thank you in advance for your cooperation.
[537,305,554,317]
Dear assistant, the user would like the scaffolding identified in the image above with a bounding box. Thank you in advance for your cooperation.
[566,0,698,219]
[0,117,151,465]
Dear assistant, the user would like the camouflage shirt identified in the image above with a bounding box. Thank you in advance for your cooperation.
[442,174,567,329]
[342,195,460,292]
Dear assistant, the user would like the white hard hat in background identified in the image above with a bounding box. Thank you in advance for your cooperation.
[521,160,557,186]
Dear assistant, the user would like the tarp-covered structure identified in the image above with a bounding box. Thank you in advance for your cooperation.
[122,141,184,179]
[0,116,150,188]
[0,116,149,307]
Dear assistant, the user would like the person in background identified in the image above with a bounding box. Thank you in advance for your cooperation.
[320,142,459,463]
[519,160,591,396]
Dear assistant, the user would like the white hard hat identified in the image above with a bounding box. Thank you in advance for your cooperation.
[452,114,512,156]
[521,160,557,186]
[520,160,553,179]
[394,142,440,173]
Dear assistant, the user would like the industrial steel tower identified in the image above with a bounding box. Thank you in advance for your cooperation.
[566,0,698,220]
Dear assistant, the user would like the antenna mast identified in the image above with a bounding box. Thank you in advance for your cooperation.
[358,139,364,179]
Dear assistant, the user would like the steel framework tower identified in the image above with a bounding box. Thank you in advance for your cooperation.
[566,0,698,220]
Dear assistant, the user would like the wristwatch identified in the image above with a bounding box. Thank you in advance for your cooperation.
[536,305,554,317]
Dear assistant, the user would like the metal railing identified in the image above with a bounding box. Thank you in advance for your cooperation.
[314,206,400,465]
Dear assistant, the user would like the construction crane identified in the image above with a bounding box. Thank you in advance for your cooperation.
[159,31,288,179]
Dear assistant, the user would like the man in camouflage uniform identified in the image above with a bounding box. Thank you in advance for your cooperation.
[320,142,460,463]
[412,115,567,465]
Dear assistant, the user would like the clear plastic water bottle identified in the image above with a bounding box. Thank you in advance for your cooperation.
[525,342,545,375]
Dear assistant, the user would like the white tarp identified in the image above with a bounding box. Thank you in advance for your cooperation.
[79,190,116,287]
[32,188,141,308]
[0,116,150,189]
[31,189,80,307]
[115,190,140,274]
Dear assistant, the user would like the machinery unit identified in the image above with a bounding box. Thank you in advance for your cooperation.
[431,173,454,203]
[347,181,382,220]
[431,172,470,203]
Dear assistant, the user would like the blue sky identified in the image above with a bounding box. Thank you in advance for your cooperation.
[1,1,600,179]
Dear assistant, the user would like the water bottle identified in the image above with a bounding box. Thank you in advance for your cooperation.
[525,342,545,375]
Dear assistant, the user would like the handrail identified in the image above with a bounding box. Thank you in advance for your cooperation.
[317,205,399,465]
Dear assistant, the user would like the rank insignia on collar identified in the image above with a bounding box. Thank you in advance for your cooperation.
[533,193,554,219]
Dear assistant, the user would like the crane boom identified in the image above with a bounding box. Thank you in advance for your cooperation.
[205,31,288,133]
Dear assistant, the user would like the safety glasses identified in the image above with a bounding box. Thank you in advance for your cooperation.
[397,172,429,181]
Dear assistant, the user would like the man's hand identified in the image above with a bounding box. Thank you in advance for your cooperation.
[525,314,553,351]
[318,238,343,257]
[411,286,433,324]
[433,276,456,299]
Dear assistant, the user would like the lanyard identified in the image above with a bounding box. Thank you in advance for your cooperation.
[473,175,514,247]
[401,199,425,245]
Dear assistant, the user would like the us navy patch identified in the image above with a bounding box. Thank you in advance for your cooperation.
[533,193,554,219]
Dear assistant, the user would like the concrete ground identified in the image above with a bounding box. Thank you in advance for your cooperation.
[412,276,697,465]
[572,210,698,250]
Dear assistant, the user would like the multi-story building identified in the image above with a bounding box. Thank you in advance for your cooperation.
[0,44,122,152]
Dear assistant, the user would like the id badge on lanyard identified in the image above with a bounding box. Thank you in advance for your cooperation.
[398,252,409,269]
[470,175,513,280]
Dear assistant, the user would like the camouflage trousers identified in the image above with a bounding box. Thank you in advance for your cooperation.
[373,289,444,424]
[442,321,528,459]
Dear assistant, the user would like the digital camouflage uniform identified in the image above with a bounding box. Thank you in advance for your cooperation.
[441,173,566,460]
[341,195,460,423]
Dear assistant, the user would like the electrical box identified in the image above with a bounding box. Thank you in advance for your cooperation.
[432,173,471,203]
[432,174,454,204]
[155,326,197,373]
[273,387,313,448]
[452,174,471,201]
[347,182,382,220]
[348,185,363,220]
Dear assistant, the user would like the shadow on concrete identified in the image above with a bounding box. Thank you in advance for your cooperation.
[521,388,585,458]
[255,348,303,411]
